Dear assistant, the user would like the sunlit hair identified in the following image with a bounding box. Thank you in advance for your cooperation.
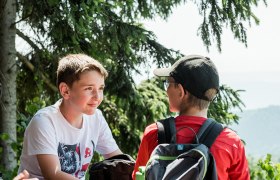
[56,54,108,88]
[181,88,217,110]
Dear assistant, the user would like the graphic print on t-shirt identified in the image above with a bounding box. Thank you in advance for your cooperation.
[58,143,81,175]
[58,141,95,178]
[80,140,95,173]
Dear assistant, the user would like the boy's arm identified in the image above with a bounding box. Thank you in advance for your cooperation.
[227,140,250,180]
[37,154,78,180]
[132,123,158,180]
[103,149,123,159]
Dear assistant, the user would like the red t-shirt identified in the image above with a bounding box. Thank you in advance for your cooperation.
[132,115,250,180]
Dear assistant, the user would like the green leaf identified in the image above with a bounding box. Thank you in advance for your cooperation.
[0,133,10,141]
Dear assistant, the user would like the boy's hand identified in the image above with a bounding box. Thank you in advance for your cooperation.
[13,170,39,180]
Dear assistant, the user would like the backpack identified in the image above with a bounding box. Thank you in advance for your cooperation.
[136,117,224,180]
[89,153,135,180]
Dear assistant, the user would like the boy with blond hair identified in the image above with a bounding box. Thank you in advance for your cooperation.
[18,54,122,179]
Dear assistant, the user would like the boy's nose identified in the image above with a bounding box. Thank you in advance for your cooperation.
[92,90,100,99]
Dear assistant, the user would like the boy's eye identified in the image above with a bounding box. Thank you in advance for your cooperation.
[86,87,93,90]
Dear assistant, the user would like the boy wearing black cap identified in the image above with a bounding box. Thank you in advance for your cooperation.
[132,55,249,180]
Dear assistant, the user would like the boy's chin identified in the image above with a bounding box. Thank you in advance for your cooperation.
[85,109,97,115]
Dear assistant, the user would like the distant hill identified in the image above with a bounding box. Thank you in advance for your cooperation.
[230,105,280,161]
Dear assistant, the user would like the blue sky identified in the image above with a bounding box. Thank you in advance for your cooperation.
[140,0,280,110]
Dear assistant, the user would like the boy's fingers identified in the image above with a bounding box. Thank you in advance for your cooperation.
[22,169,30,176]
[13,169,30,180]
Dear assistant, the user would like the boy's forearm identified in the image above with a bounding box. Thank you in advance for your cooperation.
[37,154,79,180]
[103,149,123,159]
[45,171,79,180]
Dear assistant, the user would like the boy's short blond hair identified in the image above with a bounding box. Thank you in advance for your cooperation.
[56,54,108,87]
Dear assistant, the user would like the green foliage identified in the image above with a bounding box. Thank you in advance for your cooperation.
[99,78,171,156]
[197,0,267,51]
[250,154,280,180]
[0,96,48,177]
[99,97,140,156]
[131,78,171,129]
[0,133,9,141]
[209,85,245,125]
[0,167,17,180]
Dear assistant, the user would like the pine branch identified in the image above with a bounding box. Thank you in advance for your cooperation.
[16,28,40,50]
[16,52,57,92]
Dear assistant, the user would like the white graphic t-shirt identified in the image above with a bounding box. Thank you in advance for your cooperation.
[18,100,119,179]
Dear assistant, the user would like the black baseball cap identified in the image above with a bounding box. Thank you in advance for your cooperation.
[153,55,219,101]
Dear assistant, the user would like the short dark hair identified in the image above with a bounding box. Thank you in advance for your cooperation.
[56,54,108,88]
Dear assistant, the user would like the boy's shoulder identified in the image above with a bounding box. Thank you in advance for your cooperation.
[213,127,243,150]
[34,103,60,117]
[144,122,158,135]
[141,123,158,144]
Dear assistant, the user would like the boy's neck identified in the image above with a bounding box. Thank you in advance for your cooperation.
[59,100,83,129]
[179,107,208,118]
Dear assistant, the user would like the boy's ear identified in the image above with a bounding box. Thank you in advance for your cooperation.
[59,82,70,99]
[178,84,186,98]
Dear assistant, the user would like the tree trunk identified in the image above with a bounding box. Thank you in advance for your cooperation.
[0,0,17,171]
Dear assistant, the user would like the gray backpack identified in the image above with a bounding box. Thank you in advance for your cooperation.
[136,117,223,180]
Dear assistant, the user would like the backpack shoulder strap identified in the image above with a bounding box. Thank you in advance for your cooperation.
[156,117,176,144]
[197,118,224,148]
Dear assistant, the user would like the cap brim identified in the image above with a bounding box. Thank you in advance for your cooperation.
[153,67,173,77]
[154,55,204,77]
